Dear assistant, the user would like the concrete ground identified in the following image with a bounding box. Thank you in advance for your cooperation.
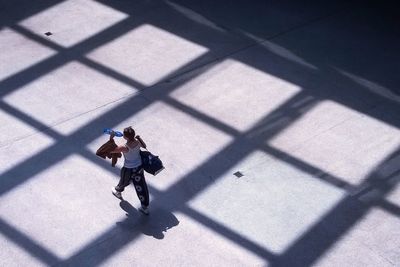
[1,0,399,266]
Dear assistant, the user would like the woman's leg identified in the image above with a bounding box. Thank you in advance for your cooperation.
[115,167,133,192]
[131,168,149,207]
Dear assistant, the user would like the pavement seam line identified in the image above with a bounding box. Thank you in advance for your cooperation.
[1,3,354,146]
[140,3,354,85]
[0,94,150,148]
[286,100,389,158]
[359,239,396,266]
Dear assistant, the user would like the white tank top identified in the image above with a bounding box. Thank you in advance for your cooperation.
[123,143,142,168]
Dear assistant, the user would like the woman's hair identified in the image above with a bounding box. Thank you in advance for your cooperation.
[123,126,136,141]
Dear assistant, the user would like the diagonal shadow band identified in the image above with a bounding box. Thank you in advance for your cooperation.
[1,89,318,265]
[0,51,214,196]
[0,218,61,265]
[9,24,147,91]
[1,1,398,266]
[270,148,400,266]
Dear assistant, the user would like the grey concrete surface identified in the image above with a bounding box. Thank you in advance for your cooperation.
[1,0,399,266]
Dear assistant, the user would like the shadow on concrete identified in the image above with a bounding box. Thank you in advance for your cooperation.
[118,200,179,240]
[1,0,399,266]
[271,148,400,266]
[0,0,64,27]
[0,218,60,265]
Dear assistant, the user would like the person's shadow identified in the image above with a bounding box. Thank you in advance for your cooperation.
[116,200,179,239]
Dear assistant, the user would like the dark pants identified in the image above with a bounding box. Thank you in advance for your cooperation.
[115,166,149,207]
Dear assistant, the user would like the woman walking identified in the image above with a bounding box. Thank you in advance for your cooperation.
[110,126,150,215]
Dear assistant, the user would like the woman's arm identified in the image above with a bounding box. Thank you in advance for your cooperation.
[109,131,115,141]
[108,131,128,153]
[136,135,147,149]
[110,145,128,154]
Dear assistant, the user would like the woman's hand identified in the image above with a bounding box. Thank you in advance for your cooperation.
[109,131,115,140]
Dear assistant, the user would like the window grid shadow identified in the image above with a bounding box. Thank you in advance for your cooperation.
[1,1,399,266]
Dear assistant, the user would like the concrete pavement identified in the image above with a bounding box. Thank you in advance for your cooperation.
[1,0,399,266]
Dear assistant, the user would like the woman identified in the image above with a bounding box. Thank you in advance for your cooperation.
[110,126,150,215]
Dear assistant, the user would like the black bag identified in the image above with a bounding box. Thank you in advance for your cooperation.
[140,150,164,175]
